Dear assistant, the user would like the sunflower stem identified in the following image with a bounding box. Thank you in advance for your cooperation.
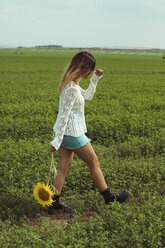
[47,153,58,195]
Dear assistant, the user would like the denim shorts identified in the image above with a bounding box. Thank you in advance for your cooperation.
[61,134,91,150]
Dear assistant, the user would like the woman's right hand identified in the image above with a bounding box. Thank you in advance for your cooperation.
[95,69,104,77]
[50,146,56,152]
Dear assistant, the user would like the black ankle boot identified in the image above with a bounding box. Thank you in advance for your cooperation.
[100,188,130,204]
[100,188,115,204]
[47,195,68,215]
[114,189,130,203]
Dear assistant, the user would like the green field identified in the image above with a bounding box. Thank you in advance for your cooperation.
[0,48,165,247]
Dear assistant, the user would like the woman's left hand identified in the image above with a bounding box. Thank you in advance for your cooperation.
[95,69,104,77]
[50,146,56,152]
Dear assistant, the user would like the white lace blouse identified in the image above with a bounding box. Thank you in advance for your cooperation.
[50,72,103,150]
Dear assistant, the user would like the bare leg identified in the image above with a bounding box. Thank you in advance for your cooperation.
[53,146,74,194]
[74,142,107,192]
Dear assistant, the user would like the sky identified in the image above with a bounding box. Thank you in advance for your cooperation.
[0,0,165,49]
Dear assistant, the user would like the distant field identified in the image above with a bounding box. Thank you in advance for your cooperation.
[1,46,165,55]
[0,48,165,247]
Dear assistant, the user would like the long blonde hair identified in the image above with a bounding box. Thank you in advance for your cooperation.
[58,51,96,94]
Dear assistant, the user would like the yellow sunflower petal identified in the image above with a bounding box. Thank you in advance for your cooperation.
[33,182,55,207]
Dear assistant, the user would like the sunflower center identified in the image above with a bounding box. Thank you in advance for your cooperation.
[38,188,50,201]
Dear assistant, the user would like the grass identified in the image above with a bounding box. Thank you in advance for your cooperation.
[0,48,165,247]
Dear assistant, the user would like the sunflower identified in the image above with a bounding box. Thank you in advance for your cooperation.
[33,182,55,207]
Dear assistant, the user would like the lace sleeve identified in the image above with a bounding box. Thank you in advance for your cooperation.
[50,86,78,150]
[79,72,103,101]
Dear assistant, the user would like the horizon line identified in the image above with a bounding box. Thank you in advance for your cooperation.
[0,45,165,51]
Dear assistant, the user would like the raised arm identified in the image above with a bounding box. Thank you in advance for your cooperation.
[79,70,103,101]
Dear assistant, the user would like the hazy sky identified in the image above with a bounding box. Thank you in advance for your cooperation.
[0,0,165,49]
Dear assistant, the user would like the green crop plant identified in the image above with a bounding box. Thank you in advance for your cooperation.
[0,48,165,247]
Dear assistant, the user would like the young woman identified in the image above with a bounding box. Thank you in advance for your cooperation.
[48,51,130,214]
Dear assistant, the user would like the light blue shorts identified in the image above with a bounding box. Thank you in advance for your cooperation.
[61,134,91,150]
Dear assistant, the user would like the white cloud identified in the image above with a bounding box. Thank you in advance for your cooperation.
[2,7,17,13]
[0,14,8,21]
